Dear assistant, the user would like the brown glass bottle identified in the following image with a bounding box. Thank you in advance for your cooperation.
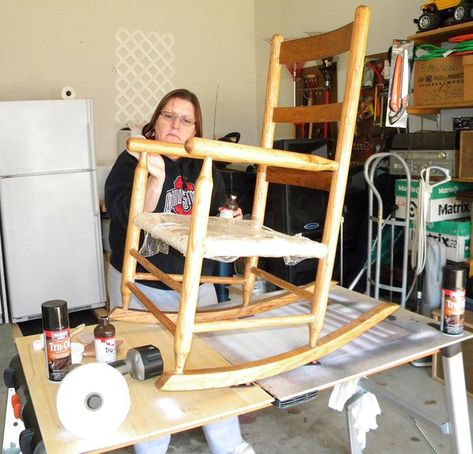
[219,194,239,218]
[94,316,117,363]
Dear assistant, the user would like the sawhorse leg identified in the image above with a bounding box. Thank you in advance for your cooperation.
[345,390,367,454]
[345,348,472,454]
[442,343,472,454]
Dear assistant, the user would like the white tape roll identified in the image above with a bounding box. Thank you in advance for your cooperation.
[56,363,130,438]
[61,86,76,100]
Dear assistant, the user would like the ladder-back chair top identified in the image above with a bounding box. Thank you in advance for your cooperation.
[279,21,354,64]
[263,5,370,189]
[267,6,369,128]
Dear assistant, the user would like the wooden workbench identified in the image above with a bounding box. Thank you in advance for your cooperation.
[14,286,473,453]
[15,321,273,453]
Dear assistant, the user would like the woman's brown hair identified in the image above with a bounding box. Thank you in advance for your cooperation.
[142,88,203,139]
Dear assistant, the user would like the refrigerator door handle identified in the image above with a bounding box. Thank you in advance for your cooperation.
[90,170,100,217]
[86,99,98,171]
[93,213,107,302]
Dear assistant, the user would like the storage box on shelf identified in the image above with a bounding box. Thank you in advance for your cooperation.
[412,55,465,107]
[408,22,473,113]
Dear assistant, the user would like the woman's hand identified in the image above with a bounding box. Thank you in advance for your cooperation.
[147,154,165,181]
[144,154,165,212]
[126,133,145,160]
[233,207,243,220]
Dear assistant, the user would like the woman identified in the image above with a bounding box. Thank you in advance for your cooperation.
[105,89,251,454]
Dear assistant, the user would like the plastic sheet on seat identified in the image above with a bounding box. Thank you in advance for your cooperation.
[135,213,328,264]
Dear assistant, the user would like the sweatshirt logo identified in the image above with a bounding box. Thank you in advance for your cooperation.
[164,176,195,214]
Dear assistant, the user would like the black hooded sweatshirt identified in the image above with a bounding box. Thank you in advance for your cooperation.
[105,151,226,290]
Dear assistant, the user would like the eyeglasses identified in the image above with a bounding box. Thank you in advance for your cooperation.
[159,110,196,128]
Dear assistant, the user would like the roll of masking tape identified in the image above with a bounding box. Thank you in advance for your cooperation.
[56,363,130,438]
[61,86,76,100]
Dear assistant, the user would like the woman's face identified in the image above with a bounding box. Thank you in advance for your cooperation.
[154,97,196,145]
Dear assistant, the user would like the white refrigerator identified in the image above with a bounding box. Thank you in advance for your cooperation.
[0,99,106,322]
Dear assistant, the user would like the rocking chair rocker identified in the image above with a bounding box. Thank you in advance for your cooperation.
[110,5,399,391]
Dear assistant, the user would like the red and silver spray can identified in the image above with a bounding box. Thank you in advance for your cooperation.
[441,266,466,336]
[42,300,71,382]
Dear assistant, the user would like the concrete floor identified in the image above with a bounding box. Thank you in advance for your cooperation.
[1,314,472,453]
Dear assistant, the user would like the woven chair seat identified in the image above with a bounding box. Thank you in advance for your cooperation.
[134,212,328,263]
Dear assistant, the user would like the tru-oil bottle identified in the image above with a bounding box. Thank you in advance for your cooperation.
[94,316,117,363]
[219,194,238,218]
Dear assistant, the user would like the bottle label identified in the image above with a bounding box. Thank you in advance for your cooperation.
[219,208,234,219]
[44,328,71,382]
[95,337,117,363]
[441,288,465,336]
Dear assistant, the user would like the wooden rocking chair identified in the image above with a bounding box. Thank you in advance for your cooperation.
[111,5,398,391]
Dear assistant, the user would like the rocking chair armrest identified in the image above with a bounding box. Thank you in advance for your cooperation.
[185,138,338,172]
[127,137,190,159]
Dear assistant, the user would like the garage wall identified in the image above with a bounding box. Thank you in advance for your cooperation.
[2,1,454,163]
[0,0,258,164]
[253,0,422,139]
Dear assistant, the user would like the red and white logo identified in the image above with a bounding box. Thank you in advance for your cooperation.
[164,176,195,214]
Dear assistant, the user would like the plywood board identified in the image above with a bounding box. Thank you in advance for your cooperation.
[16,321,273,453]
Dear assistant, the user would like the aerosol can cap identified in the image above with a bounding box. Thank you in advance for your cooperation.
[443,266,466,291]
[42,300,69,331]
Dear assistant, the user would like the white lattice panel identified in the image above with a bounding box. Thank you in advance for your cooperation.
[115,29,175,125]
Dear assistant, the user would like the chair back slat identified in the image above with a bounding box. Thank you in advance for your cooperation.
[266,167,332,191]
[273,103,343,124]
[279,22,353,64]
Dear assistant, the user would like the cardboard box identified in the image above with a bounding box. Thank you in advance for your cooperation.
[395,179,473,222]
[412,56,464,106]
[463,55,473,102]
[458,130,473,178]
[425,219,470,262]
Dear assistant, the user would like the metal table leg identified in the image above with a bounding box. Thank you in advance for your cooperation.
[346,390,367,454]
[347,365,471,454]
[442,343,472,454]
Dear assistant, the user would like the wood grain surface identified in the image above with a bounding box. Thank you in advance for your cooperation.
[15,321,272,453]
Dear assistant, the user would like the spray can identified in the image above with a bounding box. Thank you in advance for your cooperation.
[94,316,117,363]
[441,265,466,336]
[219,194,239,219]
[42,300,71,382]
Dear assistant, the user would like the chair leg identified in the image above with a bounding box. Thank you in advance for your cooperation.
[121,153,149,310]
[243,167,270,306]
[174,158,213,373]
[309,257,333,347]
[242,257,257,306]
[120,262,134,310]
[121,224,142,310]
